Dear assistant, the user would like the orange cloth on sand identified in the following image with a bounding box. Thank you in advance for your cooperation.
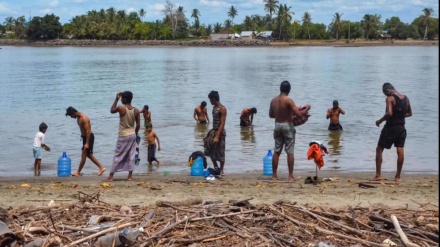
[307,143,325,169]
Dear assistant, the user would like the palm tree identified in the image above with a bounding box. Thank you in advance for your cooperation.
[263,0,279,20]
[139,8,146,21]
[191,8,200,22]
[302,11,311,40]
[3,17,15,32]
[224,19,232,35]
[420,8,435,40]
[206,24,213,36]
[214,22,222,33]
[228,5,238,24]
[276,4,293,40]
[332,12,343,40]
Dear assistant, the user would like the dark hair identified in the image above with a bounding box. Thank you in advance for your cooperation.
[280,81,291,93]
[39,122,48,131]
[208,91,220,101]
[251,107,257,114]
[146,123,153,128]
[383,82,394,91]
[201,101,207,107]
[144,105,149,110]
[65,106,78,116]
[122,91,133,103]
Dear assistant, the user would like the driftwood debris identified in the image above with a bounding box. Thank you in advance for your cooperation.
[1,198,438,246]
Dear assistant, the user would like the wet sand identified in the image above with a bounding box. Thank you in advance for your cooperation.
[0,171,437,210]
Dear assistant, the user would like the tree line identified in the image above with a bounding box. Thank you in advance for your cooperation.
[0,0,438,41]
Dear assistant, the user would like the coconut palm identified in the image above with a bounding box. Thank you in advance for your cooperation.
[191,9,200,21]
[302,11,311,40]
[276,4,293,40]
[228,5,238,24]
[332,12,343,40]
[139,8,146,21]
[264,0,279,20]
[214,22,222,33]
[3,16,15,31]
[419,8,435,40]
[224,19,232,35]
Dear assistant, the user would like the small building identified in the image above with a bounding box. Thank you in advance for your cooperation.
[255,31,273,42]
[379,33,392,40]
[210,34,230,40]
[240,31,256,40]
[210,33,240,40]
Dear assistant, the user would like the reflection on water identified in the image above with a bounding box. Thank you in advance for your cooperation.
[194,123,209,148]
[327,130,342,156]
[240,126,257,155]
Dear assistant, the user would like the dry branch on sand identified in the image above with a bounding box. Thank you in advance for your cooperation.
[0,196,438,246]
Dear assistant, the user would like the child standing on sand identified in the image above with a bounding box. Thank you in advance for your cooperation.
[33,122,50,172]
[145,124,161,165]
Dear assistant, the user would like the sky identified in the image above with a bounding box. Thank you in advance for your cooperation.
[0,0,438,26]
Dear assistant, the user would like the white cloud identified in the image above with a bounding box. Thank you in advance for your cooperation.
[41,8,52,14]
[152,3,165,11]
[200,0,228,7]
[127,7,136,13]
[49,0,59,7]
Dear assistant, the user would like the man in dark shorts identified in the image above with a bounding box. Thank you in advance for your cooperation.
[373,83,412,182]
[66,107,106,176]
[269,81,311,181]
[240,107,257,127]
[194,101,210,125]
[326,100,345,131]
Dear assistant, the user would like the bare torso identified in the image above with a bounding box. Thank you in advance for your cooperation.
[327,108,342,125]
[77,113,91,136]
[269,95,296,122]
[240,108,252,122]
[195,106,207,122]
[142,110,151,122]
[147,131,156,144]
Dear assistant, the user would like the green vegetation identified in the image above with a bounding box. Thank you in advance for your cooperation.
[1,1,438,41]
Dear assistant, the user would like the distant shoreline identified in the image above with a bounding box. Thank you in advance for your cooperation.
[0,38,438,47]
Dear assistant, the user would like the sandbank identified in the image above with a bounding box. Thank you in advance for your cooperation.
[0,171,437,209]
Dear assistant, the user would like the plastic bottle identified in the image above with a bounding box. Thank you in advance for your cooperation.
[123,227,144,241]
[96,227,144,247]
[263,150,273,176]
[190,156,204,176]
[57,152,71,177]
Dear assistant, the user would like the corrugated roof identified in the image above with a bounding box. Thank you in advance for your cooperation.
[240,31,255,37]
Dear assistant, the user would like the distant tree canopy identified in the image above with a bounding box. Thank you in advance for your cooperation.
[27,14,62,40]
[1,1,438,41]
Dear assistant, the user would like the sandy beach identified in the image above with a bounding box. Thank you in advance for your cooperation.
[0,171,437,209]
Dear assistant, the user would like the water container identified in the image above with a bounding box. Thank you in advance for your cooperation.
[190,157,204,176]
[263,150,273,176]
[57,152,71,177]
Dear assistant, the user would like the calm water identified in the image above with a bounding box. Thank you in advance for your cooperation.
[0,46,438,177]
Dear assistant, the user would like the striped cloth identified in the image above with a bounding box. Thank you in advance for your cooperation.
[110,134,137,173]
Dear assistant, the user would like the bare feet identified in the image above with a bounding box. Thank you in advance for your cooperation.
[127,177,133,181]
[288,177,298,182]
[271,176,279,181]
[97,168,106,176]
[104,177,113,182]
[394,177,401,183]
[71,172,81,177]
[371,176,382,181]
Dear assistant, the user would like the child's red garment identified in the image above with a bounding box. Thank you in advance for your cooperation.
[292,105,311,126]
[307,143,328,169]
